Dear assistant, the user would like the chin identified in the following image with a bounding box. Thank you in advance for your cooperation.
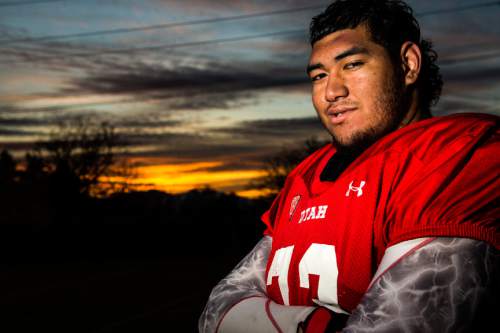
[331,125,365,145]
[331,126,386,154]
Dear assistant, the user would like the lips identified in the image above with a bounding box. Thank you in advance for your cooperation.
[326,106,356,124]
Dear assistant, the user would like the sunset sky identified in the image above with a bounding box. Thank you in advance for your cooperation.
[1,0,499,197]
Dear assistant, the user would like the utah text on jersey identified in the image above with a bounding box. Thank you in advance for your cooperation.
[298,205,328,224]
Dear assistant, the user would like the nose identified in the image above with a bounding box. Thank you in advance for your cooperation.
[325,75,348,102]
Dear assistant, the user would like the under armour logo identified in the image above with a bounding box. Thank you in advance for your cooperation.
[346,180,366,197]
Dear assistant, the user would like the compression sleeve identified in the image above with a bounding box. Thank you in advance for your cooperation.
[218,297,314,333]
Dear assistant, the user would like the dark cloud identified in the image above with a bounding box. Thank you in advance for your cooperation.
[0,115,47,140]
[214,116,327,140]
[437,63,500,114]
[116,118,183,129]
[165,91,255,110]
[124,131,203,145]
[0,128,38,136]
[240,116,321,132]
[154,0,324,17]
[433,98,488,116]
[441,64,500,83]
[0,108,183,131]
[0,42,94,71]
[64,61,308,110]
[0,116,46,126]
[0,112,78,137]
[126,139,276,165]
[0,100,123,117]
[121,116,329,165]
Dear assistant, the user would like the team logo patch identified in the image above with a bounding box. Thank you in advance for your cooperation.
[289,195,301,220]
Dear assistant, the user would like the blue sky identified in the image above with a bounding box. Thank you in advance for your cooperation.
[1,0,499,195]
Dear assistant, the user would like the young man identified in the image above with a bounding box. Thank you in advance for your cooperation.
[199,1,499,332]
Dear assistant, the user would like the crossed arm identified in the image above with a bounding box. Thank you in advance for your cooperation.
[198,236,317,333]
[199,237,499,332]
[198,236,273,333]
[344,237,499,332]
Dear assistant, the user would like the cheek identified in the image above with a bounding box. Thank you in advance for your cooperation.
[348,71,379,103]
[311,85,325,110]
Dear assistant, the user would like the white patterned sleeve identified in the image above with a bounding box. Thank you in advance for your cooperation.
[343,237,500,332]
[198,236,315,333]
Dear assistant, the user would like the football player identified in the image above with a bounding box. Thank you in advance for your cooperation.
[199,0,499,332]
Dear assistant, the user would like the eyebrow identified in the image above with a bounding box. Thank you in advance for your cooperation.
[334,46,370,62]
[306,46,370,74]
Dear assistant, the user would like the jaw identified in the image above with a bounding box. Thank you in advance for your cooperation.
[323,110,398,153]
[321,110,367,145]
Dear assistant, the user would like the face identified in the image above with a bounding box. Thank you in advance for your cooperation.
[307,25,408,152]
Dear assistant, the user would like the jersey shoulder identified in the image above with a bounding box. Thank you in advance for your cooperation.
[375,113,499,249]
[369,113,499,162]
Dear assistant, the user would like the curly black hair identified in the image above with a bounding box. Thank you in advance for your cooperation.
[310,0,442,114]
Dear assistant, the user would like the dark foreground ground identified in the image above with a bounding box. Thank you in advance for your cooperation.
[1,255,237,332]
[0,222,261,333]
[0,189,268,332]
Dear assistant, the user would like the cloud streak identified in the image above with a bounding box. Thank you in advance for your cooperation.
[63,61,309,109]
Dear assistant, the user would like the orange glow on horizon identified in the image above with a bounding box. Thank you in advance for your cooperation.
[235,188,273,198]
[106,161,269,198]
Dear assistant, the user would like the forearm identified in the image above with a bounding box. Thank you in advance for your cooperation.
[218,297,315,333]
[343,238,500,332]
[199,236,318,333]
[198,236,272,332]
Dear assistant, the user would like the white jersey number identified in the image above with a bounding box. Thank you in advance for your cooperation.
[266,243,339,306]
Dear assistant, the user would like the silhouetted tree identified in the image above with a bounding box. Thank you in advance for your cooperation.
[30,119,135,197]
[23,153,47,185]
[250,137,329,194]
[0,149,16,186]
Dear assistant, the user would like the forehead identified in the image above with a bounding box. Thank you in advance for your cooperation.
[309,25,379,62]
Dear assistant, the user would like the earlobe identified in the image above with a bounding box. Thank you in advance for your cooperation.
[400,42,421,86]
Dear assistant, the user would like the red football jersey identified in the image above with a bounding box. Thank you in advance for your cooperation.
[262,113,499,313]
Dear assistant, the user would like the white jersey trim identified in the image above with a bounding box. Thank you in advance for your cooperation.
[369,237,434,290]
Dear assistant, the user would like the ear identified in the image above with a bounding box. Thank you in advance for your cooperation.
[400,41,421,86]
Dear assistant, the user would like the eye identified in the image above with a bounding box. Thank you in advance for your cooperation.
[344,61,363,70]
[310,73,326,82]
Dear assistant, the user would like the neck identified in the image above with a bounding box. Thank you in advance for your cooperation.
[399,91,428,128]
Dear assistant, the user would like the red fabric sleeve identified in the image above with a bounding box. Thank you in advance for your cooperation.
[384,128,500,249]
